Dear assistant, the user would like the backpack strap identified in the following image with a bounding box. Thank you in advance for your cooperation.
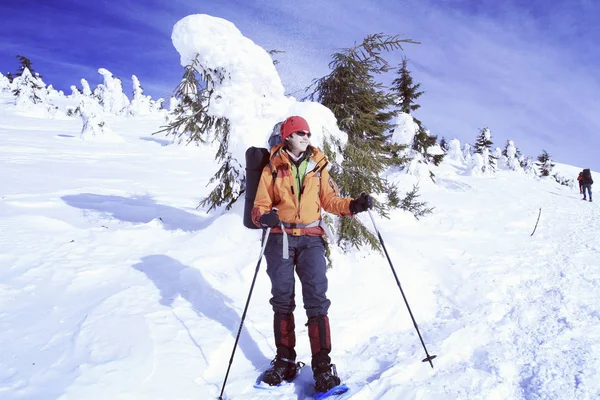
[269,161,277,181]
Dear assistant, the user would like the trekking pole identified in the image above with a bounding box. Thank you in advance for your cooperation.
[218,217,274,399]
[367,209,437,368]
[530,208,542,237]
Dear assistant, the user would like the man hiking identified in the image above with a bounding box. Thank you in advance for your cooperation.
[581,168,593,202]
[252,115,373,393]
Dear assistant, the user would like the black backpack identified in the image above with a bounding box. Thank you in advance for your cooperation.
[582,169,594,184]
[243,147,271,229]
[243,122,283,229]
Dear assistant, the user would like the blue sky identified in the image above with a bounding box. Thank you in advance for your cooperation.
[2,0,599,171]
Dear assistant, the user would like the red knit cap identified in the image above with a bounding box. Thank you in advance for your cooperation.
[280,116,310,141]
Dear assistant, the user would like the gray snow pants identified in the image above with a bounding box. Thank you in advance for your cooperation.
[582,184,592,199]
[264,234,330,318]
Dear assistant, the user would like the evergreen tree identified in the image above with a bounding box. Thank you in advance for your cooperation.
[154,55,236,210]
[535,150,555,177]
[128,75,152,116]
[94,68,129,115]
[521,156,535,174]
[12,67,46,106]
[463,143,472,161]
[15,55,41,79]
[79,97,111,138]
[446,138,464,162]
[502,139,522,159]
[440,137,449,152]
[501,140,510,157]
[411,126,443,165]
[503,140,521,171]
[474,127,497,172]
[307,33,419,249]
[81,78,92,96]
[519,155,528,169]
[391,58,443,166]
[391,57,423,114]
[0,73,10,92]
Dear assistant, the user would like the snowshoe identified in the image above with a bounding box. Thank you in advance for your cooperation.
[313,360,341,393]
[262,356,303,386]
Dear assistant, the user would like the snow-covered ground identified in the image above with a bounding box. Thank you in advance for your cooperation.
[1,90,599,400]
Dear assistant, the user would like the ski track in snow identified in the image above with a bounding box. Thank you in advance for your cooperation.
[1,106,599,399]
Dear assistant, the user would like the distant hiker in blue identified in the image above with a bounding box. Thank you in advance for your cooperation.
[581,169,593,202]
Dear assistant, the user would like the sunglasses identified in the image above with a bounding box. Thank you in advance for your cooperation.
[293,131,312,138]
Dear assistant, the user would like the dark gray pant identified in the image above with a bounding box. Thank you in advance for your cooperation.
[264,234,330,318]
[582,184,592,199]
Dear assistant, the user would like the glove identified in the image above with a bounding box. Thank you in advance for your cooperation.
[349,193,373,214]
[259,209,280,228]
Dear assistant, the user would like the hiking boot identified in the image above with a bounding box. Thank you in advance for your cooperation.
[307,314,339,391]
[582,197,587,201]
[312,359,341,392]
[262,356,301,386]
[590,199,593,202]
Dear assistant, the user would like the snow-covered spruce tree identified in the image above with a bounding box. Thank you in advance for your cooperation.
[15,55,41,79]
[307,33,420,249]
[0,73,10,92]
[168,96,179,113]
[66,88,82,117]
[473,127,497,173]
[128,75,153,116]
[155,54,237,210]
[67,78,102,117]
[156,55,221,144]
[391,57,443,166]
[94,68,129,115]
[388,113,416,168]
[552,173,574,188]
[12,67,46,108]
[503,140,522,171]
[70,85,81,98]
[502,139,521,159]
[412,126,444,166]
[521,156,536,175]
[535,150,555,177]
[469,152,485,176]
[439,137,449,153]
[81,78,92,96]
[446,138,464,162]
[79,96,111,138]
[462,142,472,162]
[493,147,504,169]
[148,98,166,118]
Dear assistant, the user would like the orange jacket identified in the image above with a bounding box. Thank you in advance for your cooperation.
[252,144,352,236]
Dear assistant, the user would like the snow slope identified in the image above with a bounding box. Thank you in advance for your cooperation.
[1,94,599,400]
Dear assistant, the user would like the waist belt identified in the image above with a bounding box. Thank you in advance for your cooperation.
[278,220,334,260]
[281,221,321,229]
